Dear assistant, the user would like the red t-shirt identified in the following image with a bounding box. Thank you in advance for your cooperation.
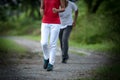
[42,0,61,24]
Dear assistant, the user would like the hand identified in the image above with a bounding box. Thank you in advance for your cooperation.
[52,8,58,13]
[72,22,76,28]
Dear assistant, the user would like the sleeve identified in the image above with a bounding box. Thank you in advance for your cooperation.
[71,2,78,11]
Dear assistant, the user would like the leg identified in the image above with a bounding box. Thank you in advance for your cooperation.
[46,24,60,71]
[41,23,50,60]
[49,24,60,65]
[62,26,72,61]
[59,29,64,52]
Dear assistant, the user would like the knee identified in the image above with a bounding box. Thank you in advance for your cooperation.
[41,41,48,47]
[63,38,68,43]
[50,42,56,48]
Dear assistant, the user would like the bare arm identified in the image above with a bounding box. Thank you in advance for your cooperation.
[40,0,44,16]
[59,0,65,12]
[52,0,65,13]
[73,9,78,27]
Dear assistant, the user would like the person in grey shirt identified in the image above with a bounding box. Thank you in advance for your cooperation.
[59,0,78,63]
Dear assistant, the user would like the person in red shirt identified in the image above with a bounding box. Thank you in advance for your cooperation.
[40,0,65,71]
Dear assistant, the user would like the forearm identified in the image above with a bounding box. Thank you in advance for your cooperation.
[40,0,44,9]
[40,0,44,16]
[72,9,78,27]
[74,10,78,23]
[52,0,65,13]
[40,8,44,16]
[52,8,65,13]
[60,0,65,12]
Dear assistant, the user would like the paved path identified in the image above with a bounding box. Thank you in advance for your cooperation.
[0,37,109,80]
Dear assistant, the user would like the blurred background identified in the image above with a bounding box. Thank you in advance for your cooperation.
[0,0,120,52]
[0,0,120,80]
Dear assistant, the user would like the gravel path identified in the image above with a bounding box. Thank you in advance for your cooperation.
[0,37,109,80]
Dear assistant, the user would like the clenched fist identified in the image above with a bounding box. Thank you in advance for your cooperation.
[52,8,58,13]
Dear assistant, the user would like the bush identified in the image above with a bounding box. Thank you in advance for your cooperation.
[0,21,16,35]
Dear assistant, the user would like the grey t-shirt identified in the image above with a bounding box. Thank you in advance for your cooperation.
[59,1,78,29]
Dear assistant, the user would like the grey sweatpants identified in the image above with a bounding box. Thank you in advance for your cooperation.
[59,25,72,60]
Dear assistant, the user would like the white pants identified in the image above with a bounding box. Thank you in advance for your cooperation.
[41,23,60,65]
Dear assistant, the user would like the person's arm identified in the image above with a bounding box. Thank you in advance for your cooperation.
[72,9,78,27]
[59,0,65,12]
[40,0,44,16]
[52,0,65,13]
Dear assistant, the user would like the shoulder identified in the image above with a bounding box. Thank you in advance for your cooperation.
[69,1,77,7]
[69,1,76,5]
[68,1,78,10]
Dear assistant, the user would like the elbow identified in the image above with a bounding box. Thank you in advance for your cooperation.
[76,9,78,15]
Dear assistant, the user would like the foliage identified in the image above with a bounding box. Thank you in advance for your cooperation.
[0,21,16,35]
[0,0,120,53]
[0,0,120,79]
[79,63,120,80]
[71,1,120,79]
[70,0,120,53]
[0,0,40,21]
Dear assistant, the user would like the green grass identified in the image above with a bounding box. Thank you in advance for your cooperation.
[20,35,113,52]
[19,35,115,57]
[20,35,40,41]
[78,63,120,80]
[69,40,114,52]
[0,37,31,65]
[0,38,27,55]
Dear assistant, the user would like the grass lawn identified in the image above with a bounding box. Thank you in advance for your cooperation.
[0,37,28,58]
[79,63,120,80]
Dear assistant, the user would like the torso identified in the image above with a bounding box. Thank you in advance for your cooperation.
[42,0,61,24]
[59,1,77,28]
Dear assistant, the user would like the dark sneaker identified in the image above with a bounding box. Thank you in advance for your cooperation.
[43,59,49,69]
[47,63,53,71]
[61,58,68,63]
